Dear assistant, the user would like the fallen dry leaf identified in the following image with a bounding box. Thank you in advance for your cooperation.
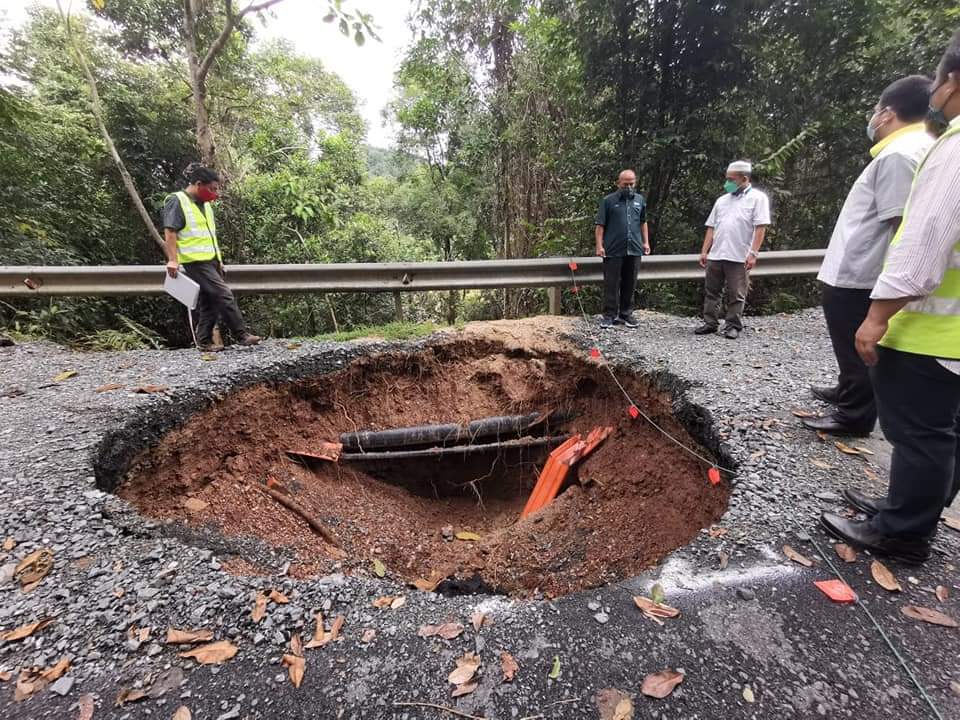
[455,531,481,541]
[471,611,489,632]
[146,667,184,699]
[290,634,303,657]
[718,551,730,570]
[40,657,70,683]
[329,615,344,642]
[834,543,857,563]
[172,707,192,720]
[640,670,684,699]
[834,441,863,456]
[816,430,829,442]
[131,384,168,394]
[951,680,960,698]
[0,671,11,682]
[792,409,816,418]
[853,446,874,455]
[372,558,386,577]
[418,622,464,640]
[936,585,950,602]
[943,516,960,532]
[360,629,376,643]
[252,591,268,623]
[650,582,666,604]
[708,526,728,538]
[53,370,77,382]
[412,571,444,592]
[390,596,406,610]
[743,685,756,703]
[282,654,305,688]
[633,596,680,623]
[451,681,478,697]
[269,589,289,604]
[77,693,95,720]
[3,536,16,551]
[901,605,959,628]
[200,353,218,361]
[871,560,902,592]
[305,612,327,648]
[15,547,54,589]
[178,640,238,664]
[448,652,481,686]
[165,628,214,645]
[182,498,208,513]
[115,687,148,706]
[95,383,124,393]
[1,616,55,642]
[596,688,634,720]
[500,651,519,682]
[783,545,813,567]
[809,459,833,470]
[864,466,880,482]
[548,655,561,680]
[372,596,395,609]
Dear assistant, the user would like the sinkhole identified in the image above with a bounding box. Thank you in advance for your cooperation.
[106,339,731,598]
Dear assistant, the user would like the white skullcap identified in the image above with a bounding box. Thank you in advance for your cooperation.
[727,160,752,174]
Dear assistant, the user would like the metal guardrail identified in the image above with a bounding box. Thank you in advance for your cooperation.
[0,250,825,297]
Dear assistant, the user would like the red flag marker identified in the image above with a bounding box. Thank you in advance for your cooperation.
[590,347,601,359]
[628,405,640,419]
[568,261,578,271]
[707,467,721,486]
[571,286,579,294]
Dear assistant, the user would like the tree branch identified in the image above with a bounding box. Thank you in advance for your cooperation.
[197,0,286,86]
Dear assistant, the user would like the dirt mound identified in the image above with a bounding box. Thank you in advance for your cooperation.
[118,338,729,597]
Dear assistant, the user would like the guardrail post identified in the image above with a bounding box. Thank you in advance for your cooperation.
[547,286,562,315]
[393,291,404,322]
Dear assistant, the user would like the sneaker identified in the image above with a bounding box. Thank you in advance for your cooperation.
[619,314,639,328]
[238,333,262,347]
[693,324,717,335]
[199,343,225,353]
[599,317,615,329]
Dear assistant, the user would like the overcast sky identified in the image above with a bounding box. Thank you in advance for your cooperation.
[0,0,414,147]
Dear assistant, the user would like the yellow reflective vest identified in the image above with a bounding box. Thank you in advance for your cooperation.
[880,123,960,360]
[170,191,222,265]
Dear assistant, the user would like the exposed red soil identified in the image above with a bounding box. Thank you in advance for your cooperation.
[119,336,729,597]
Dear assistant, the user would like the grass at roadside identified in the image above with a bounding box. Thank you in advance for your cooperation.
[312,320,465,343]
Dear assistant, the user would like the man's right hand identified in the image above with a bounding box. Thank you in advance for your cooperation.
[166,261,179,278]
[596,246,605,258]
[699,253,708,268]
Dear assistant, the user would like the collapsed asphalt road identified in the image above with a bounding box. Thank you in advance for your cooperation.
[0,309,958,720]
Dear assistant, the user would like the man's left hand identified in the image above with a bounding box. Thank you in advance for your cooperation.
[643,243,652,255]
[217,261,225,277]
[855,317,888,366]
[745,255,757,271]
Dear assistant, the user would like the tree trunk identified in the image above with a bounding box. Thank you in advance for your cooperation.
[182,0,218,168]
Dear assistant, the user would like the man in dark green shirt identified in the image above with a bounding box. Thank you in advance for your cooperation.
[594,169,651,328]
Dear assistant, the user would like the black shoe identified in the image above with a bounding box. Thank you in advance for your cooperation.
[842,488,883,517]
[811,385,840,405]
[820,512,930,564]
[724,327,740,340]
[618,314,639,328]
[800,415,873,437]
[694,324,717,335]
[599,316,615,329]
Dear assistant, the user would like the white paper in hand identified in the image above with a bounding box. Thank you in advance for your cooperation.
[163,270,200,310]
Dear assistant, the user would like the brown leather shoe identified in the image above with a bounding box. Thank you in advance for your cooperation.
[238,333,261,347]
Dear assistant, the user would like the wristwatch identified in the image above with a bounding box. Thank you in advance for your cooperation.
[748,250,759,258]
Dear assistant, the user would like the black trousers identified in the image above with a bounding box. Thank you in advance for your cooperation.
[181,260,247,344]
[602,255,639,320]
[821,284,877,429]
[870,347,960,539]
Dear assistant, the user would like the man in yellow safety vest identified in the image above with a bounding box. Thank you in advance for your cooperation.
[163,163,260,351]
[821,30,960,562]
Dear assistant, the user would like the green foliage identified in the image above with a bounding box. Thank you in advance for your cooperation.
[313,320,457,342]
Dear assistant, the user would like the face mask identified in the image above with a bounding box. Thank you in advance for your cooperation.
[926,82,954,136]
[723,180,739,194]
[195,186,219,203]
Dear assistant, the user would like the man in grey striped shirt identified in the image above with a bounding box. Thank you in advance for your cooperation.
[822,30,960,563]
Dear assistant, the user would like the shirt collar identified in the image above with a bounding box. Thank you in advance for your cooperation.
[869,123,927,158]
[733,183,751,197]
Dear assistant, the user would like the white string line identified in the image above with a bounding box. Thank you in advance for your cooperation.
[808,535,944,720]
[567,262,733,475]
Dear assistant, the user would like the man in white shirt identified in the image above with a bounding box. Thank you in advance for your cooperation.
[694,161,771,339]
[822,32,960,563]
[804,76,934,437]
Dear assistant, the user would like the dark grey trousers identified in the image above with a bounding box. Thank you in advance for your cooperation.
[181,260,247,344]
[822,284,877,429]
[602,255,639,320]
[702,259,749,330]
[870,347,960,539]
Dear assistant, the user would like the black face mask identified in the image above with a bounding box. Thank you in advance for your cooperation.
[927,81,953,136]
